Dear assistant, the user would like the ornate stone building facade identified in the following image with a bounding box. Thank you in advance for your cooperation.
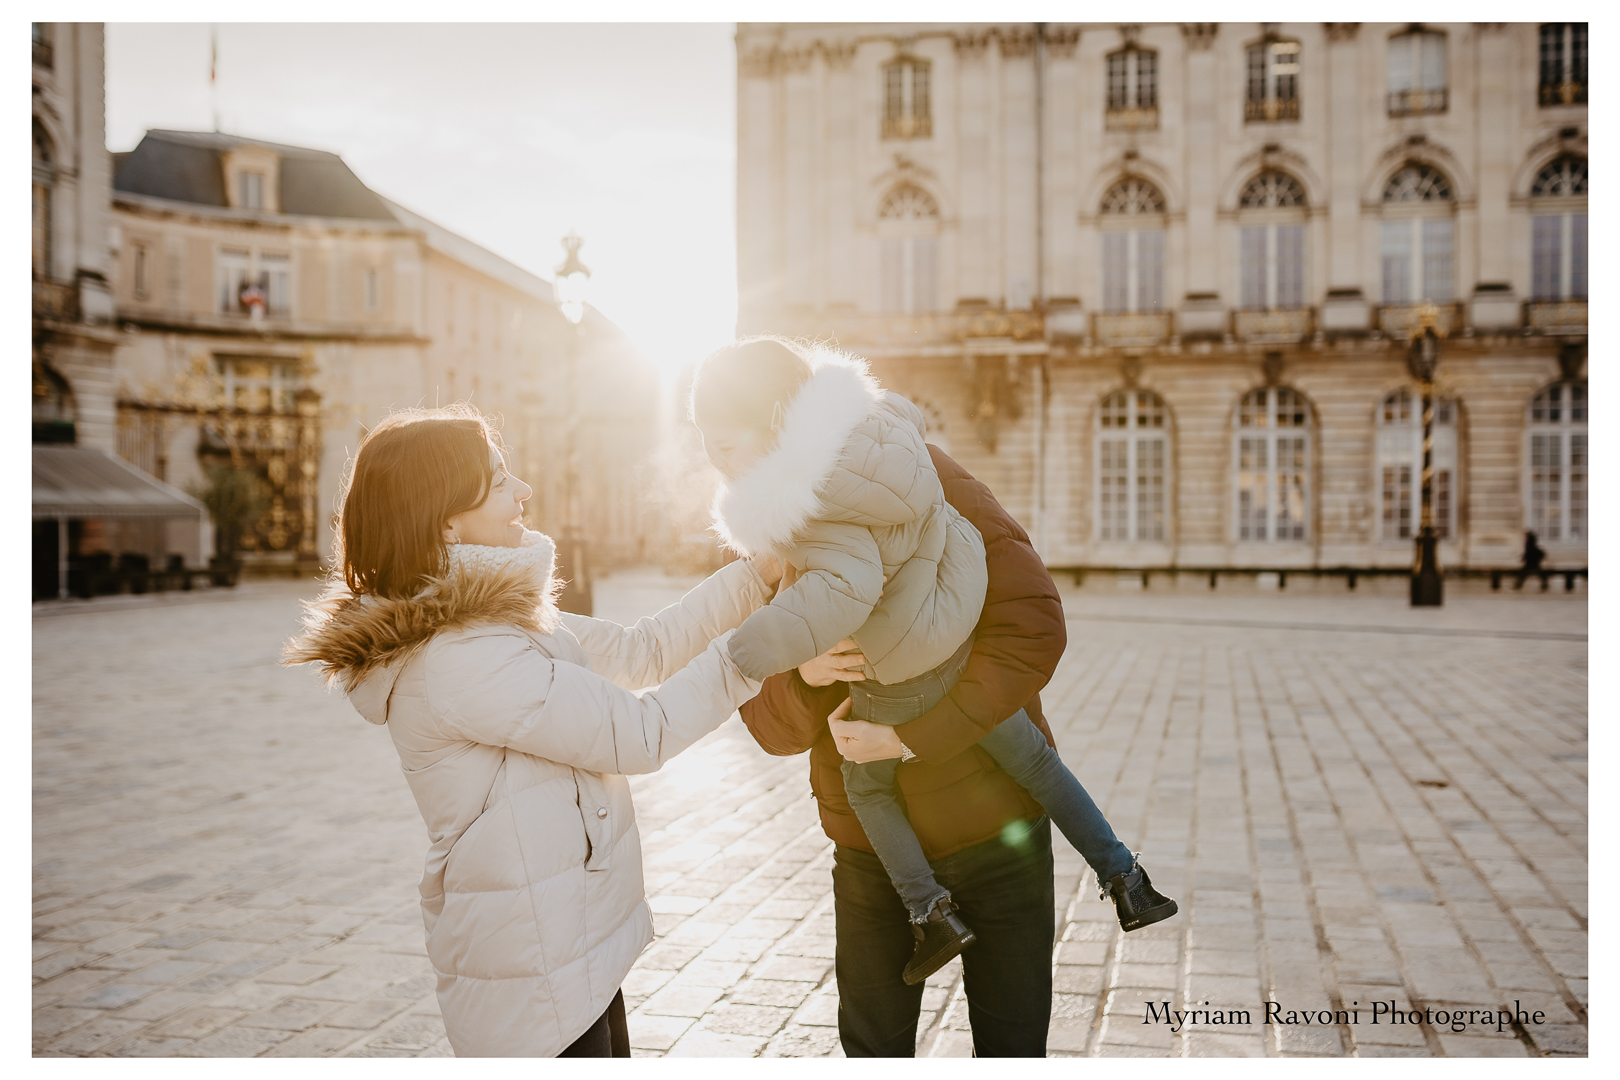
[33,22,119,451]
[736,22,1587,574]
[109,129,660,572]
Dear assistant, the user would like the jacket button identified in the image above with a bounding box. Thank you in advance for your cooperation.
[596,808,608,819]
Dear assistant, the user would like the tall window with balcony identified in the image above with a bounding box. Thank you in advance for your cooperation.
[1238,171,1307,316]
[1106,46,1157,130]
[877,184,938,316]
[883,57,931,139]
[32,119,53,281]
[1377,388,1458,541]
[33,22,52,68]
[1530,155,1587,303]
[1096,389,1170,543]
[1526,381,1586,543]
[1097,178,1166,345]
[1380,164,1455,324]
[1234,387,1311,542]
[1246,38,1300,122]
[217,249,291,318]
[1388,28,1446,115]
[1539,24,1587,106]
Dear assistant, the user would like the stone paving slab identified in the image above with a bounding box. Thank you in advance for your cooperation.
[34,574,1585,1056]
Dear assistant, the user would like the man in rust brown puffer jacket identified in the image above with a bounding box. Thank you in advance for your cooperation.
[738,445,1065,1057]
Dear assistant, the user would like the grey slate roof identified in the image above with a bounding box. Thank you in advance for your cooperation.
[112,130,557,305]
[113,129,396,221]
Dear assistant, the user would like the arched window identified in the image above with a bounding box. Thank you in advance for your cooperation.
[1526,380,1586,541]
[1377,388,1458,540]
[1530,156,1587,301]
[1099,178,1166,313]
[1238,171,1306,310]
[1096,389,1170,542]
[1381,163,1455,303]
[1235,387,1311,541]
[1245,37,1300,122]
[1388,28,1447,115]
[883,57,931,140]
[33,118,53,279]
[878,184,938,315]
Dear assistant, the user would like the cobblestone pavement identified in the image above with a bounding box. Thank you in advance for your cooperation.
[34,572,1586,1057]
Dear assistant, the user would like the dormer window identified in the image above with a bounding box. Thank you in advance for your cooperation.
[883,57,931,140]
[239,171,264,211]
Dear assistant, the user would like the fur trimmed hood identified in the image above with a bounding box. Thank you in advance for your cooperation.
[710,348,885,557]
[283,531,560,704]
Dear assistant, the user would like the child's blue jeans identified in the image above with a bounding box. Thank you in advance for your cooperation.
[843,645,1136,922]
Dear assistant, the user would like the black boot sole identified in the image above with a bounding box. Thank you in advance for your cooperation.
[901,928,977,985]
[1120,899,1178,933]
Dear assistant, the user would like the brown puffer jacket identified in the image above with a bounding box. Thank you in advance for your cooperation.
[738,446,1068,860]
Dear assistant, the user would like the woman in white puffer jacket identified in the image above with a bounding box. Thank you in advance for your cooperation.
[285,405,779,1056]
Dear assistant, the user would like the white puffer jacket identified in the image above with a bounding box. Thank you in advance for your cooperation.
[285,533,769,1056]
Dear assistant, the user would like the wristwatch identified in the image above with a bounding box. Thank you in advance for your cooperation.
[898,740,918,763]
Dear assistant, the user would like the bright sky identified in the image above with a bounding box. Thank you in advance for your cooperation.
[105,23,738,380]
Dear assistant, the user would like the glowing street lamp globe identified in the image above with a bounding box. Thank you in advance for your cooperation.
[555,232,591,325]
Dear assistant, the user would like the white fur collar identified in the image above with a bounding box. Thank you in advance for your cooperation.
[710,348,883,556]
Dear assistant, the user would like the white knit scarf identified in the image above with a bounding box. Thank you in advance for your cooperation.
[445,528,557,586]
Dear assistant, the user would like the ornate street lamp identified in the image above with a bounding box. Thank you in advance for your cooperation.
[1406,303,1444,607]
[554,233,593,616]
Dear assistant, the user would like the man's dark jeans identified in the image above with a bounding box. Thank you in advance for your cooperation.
[832,816,1054,1057]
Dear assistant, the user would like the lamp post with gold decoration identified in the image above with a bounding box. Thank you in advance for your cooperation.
[554,232,593,616]
[1406,302,1444,607]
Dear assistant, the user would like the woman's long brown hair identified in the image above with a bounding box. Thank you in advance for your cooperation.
[335,405,499,599]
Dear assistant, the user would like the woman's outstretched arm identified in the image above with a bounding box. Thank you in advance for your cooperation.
[561,556,778,690]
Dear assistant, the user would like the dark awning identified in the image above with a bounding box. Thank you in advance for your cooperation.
[33,446,206,521]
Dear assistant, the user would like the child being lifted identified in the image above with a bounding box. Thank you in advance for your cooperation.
[692,336,1177,984]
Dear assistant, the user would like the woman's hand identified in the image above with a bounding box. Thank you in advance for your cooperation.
[798,639,867,687]
[827,698,905,763]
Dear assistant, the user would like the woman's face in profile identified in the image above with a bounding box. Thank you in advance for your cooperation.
[446,443,533,548]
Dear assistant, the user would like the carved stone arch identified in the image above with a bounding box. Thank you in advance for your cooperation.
[1514,136,1589,201]
[32,104,67,170]
[1219,151,1323,213]
[1364,141,1473,205]
[1079,155,1179,222]
[869,171,950,224]
[876,182,941,222]
[1235,382,1319,429]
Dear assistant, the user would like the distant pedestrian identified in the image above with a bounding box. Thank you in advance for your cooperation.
[284,405,782,1057]
[1517,529,1547,590]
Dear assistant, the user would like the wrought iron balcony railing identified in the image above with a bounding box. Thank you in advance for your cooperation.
[881,114,932,140]
[33,278,77,322]
[1233,307,1312,342]
[1539,80,1587,107]
[1525,300,1587,334]
[1094,311,1171,347]
[1377,302,1463,339]
[1387,88,1447,116]
[1105,106,1159,132]
[1244,96,1300,123]
[768,308,1045,349]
